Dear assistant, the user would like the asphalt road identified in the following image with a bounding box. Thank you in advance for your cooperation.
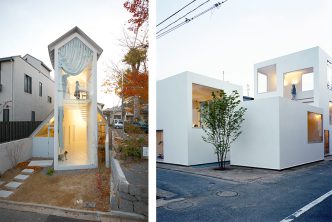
[0,208,92,222]
[157,160,332,222]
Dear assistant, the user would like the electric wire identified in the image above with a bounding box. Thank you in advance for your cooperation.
[156,0,210,35]
[157,0,198,27]
[157,1,228,39]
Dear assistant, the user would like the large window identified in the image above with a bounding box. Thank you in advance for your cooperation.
[328,62,332,90]
[24,74,32,94]
[3,109,9,122]
[308,112,323,143]
[39,82,42,97]
[330,102,332,125]
[192,83,218,128]
[257,64,277,94]
[302,72,314,91]
[257,73,267,93]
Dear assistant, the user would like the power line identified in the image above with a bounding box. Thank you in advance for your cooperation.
[157,0,198,27]
[157,1,228,39]
[157,0,210,35]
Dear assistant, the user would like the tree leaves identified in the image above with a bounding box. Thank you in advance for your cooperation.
[200,90,246,168]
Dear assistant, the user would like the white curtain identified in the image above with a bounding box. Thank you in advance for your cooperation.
[59,37,93,75]
[57,37,93,153]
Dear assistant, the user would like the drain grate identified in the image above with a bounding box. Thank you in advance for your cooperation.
[166,200,194,210]
[216,191,238,197]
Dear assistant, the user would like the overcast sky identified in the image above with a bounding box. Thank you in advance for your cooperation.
[0,0,130,108]
[156,0,332,96]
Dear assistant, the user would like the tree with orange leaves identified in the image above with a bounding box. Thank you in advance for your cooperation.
[123,0,149,33]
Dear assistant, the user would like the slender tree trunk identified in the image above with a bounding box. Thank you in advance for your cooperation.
[133,96,140,121]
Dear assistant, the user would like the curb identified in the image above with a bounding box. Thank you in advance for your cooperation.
[0,200,146,222]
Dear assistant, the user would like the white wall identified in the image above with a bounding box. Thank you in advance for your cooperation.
[279,98,324,169]
[0,138,32,174]
[32,137,54,158]
[231,97,324,170]
[13,57,54,121]
[231,97,281,169]
[157,73,189,165]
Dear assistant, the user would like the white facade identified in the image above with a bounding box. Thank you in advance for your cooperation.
[157,71,243,166]
[48,26,103,170]
[231,47,330,170]
[0,55,54,121]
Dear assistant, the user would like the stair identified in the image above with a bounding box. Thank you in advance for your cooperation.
[80,104,88,121]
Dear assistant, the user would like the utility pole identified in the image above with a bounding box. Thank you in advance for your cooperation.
[121,72,125,130]
[246,84,250,97]
[222,70,225,81]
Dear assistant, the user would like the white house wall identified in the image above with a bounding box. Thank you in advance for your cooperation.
[0,61,13,121]
[157,73,189,165]
[187,72,243,165]
[231,97,281,169]
[279,98,324,169]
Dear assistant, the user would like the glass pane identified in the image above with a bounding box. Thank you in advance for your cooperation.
[258,73,267,93]
[302,73,314,91]
[308,112,323,143]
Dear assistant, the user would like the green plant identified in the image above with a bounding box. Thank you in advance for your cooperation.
[200,90,246,169]
[47,168,54,176]
[118,137,145,159]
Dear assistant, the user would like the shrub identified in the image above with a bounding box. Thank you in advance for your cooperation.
[124,124,144,134]
[47,168,54,176]
[118,137,145,159]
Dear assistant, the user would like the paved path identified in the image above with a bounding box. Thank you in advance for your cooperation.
[157,160,332,222]
[0,208,92,222]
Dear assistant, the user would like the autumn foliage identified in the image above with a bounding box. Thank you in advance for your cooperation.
[124,0,149,33]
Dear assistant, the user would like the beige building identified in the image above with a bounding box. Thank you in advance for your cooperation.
[0,54,54,122]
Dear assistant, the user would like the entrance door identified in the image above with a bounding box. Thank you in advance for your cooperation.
[156,130,164,159]
[325,130,329,155]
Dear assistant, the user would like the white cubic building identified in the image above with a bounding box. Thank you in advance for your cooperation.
[231,47,331,170]
[157,71,242,166]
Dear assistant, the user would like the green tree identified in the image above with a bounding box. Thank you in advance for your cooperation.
[200,90,246,169]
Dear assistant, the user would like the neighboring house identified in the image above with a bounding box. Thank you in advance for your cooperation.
[104,106,134,123]
[30,26,106,171]
[0,54,54,122]
[231,47,331,170]
[156,71,243,165]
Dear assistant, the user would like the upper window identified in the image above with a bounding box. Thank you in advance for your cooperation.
[48,96,52,103]
[327,62,332,90]
[24,74,32,94]
[39,82,42,97]
[302,72,314,91]
[31,111,35,122]
[257,64,277,94]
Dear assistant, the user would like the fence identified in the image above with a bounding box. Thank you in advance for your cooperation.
[0,121,42,143]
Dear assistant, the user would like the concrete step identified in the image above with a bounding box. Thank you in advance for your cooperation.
[0,190,13,198]
[22,169,34,174]
[5,182,22,190]
[13,174,29,182]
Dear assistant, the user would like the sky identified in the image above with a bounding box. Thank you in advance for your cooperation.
[156,0,332,97]
[0,0,131,108]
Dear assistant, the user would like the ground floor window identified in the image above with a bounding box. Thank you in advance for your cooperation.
[3,109,9,122]
[308,112,323,143]
[329,102,332,125]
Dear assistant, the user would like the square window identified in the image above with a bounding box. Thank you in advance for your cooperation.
[302,72,314,91]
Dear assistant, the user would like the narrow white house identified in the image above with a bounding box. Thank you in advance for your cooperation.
[156,71,243,166]
[33,26,105,170]
[231,47,331,170]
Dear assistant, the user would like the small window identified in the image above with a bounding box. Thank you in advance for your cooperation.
[257,73,268,93]
[302,72,314,91]
[31,111,35,122]
[327,63,332,90]
[24,74,32,94]
[329,102,332,125]
[48,96,52,103]
[39,82,42,97]
[3,109,9,122]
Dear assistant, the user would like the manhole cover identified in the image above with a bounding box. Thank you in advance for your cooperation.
[166,200,194,210]
[216,191,238,197]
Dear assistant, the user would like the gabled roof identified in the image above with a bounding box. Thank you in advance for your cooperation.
[48,26,103,68]
[23,54,52,72]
